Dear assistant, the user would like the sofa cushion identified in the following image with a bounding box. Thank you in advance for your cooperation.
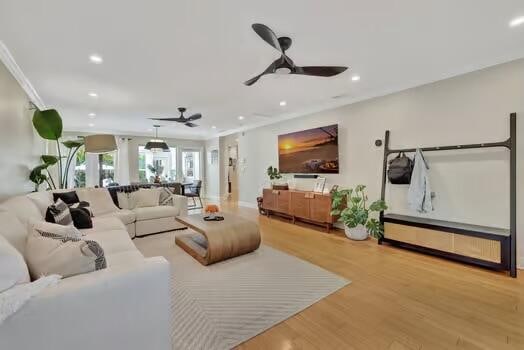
[0,211,28,255]
[0,235,30,293]
[77,188,118,216]
[80,217,126,235]
[26,191,53,217]
[25,230,107,280]
[0,196,43,224]
[133,206,178,221]
[99,209,136,225]
[135,188,161,208]
[104,250,144,267]
[86,229,138,256]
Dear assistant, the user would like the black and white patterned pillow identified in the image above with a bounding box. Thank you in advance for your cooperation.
[35,230,107,271]
[45,198,73,226]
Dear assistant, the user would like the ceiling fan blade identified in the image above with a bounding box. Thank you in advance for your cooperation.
[185,122,198,127]
[252,23,282,53]
[149,117,185,122]
[244,59,279,86]
[186,113,202,121]
[293,66,348,77]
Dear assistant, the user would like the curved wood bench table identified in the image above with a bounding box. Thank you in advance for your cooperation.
[175,213,261,265]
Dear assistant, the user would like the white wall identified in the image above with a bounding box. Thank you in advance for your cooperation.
[0,60,45,200]
[204,137,220,199]
[233,58,524,267]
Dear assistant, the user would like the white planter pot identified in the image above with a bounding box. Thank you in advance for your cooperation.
[344,224,369,240]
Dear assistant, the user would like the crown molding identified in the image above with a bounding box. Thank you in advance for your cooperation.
[0,41,45,109]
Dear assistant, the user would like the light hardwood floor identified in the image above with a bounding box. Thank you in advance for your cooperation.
[206,201,524,350]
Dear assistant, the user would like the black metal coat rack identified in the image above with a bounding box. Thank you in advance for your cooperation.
[379,113,517,277]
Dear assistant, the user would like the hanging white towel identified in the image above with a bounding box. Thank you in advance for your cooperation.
[407,149,433,213]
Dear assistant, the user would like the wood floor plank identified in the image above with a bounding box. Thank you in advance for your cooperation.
[206,201,524,350]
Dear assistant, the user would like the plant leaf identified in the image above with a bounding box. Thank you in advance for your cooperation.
[62,139,84,148]
[41,155,59,165]
[32,109,63,140]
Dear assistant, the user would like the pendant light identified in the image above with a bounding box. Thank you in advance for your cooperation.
[145,125,170,152]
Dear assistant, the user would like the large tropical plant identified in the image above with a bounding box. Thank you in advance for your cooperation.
[30,109,84,190]
[330,185,388,239]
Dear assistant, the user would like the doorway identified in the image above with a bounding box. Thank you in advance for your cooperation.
[227,145,238,202]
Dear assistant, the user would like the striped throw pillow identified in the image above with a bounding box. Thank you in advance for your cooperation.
[45,198,73,226]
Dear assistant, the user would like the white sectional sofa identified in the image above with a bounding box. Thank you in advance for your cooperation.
[0,187,187,350]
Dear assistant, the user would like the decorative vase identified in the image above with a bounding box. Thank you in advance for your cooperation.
[344,224,368,240]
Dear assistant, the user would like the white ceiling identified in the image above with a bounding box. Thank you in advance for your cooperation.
[1,0,523,140]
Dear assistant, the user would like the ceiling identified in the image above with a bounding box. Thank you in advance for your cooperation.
[1,0,523,140]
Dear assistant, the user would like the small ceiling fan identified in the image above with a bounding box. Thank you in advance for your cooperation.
[244,23,348,86]
[150,107,202,127]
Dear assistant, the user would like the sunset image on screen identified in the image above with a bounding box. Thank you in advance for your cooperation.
[278,124,339,173]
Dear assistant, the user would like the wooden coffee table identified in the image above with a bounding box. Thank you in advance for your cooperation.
[175,213,261,265]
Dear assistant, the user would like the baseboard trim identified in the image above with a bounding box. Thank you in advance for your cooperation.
[238,201,258,209]
[0,41,45,109]
[518,257,524,270]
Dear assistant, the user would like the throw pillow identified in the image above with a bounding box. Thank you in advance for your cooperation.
[69,207,93,229]
[25,230,106,280]
[76,188,118,216]
[0,235,30,293]
[117,192,137,210]
[53,191,79,205]
[45,199,73,226]
[134,188,161,208]
[30,220,83,239]
[26,191,53,217]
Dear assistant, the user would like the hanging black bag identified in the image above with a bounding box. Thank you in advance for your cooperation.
[387,152,413,184]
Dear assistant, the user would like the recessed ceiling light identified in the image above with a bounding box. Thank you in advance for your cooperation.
[351,75,361,81]
[88,113,96,118]
[510,16,524,27]
[238,116,245,120]
[279,100,287,107]
[88,123,95,127]
[88,92,98,98]
[211,125,217,129]
[89,54,103,64]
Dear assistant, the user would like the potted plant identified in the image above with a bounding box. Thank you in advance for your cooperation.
[330,185,388,240]
[29,108,84,190]
[266,166,288,190]
[147,161,165,183]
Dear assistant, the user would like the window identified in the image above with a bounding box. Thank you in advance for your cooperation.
[138,146,177,183]
[74,146,86,188]
[182,150,200,181]
[100,153,116,187]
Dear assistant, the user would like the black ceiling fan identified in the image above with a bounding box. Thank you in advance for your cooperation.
[244,23,348,86]
[150,107,202,127]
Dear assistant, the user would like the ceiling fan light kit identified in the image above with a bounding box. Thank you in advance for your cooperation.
[145,125,170,152]
[244,23,349,86]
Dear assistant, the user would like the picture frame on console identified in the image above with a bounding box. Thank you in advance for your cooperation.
[313,177,326,193]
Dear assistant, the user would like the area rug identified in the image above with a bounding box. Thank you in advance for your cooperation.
[134,231,350,350]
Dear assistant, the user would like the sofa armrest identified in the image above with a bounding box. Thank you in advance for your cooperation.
[172,194,188,217]
[0,257,172,350]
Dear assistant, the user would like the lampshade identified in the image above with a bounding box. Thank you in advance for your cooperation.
[145,140,170,152]
[84,134,118,153]
[145,125,170,152]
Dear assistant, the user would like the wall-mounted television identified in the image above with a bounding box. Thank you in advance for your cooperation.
[278,124,339,174]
